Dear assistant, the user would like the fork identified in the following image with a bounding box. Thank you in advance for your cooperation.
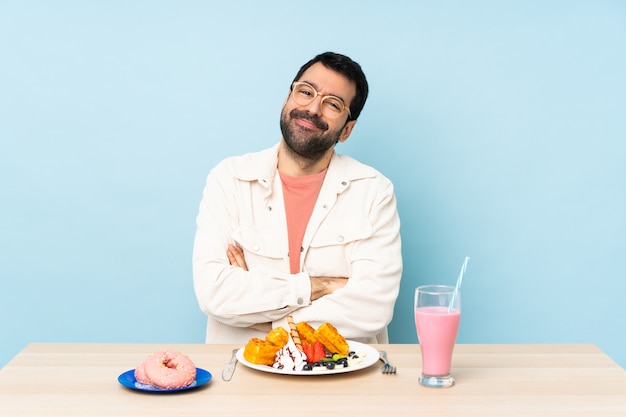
[378,350,396,374]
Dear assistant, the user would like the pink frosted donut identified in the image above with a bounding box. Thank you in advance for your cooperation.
[143,350,196,389]
[134,360,151,385]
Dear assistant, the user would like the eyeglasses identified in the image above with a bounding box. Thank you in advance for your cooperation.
[290,81,352,119]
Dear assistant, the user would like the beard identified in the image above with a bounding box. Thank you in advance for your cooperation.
[280,108,343,162]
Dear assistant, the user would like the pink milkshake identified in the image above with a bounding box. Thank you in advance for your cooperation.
[414,284,461,388]
[415,306,461,375]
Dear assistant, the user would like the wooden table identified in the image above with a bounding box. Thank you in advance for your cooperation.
[1,343,625,416]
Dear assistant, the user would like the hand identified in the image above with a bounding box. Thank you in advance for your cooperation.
[249,322,272,333]
[310,276,348,301]
[227,244,248,271]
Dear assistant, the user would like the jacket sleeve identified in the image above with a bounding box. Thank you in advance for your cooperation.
[286,178,403,341]
[192,164,311,327]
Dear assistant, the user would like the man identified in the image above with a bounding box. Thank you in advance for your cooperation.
[192,52,402,345]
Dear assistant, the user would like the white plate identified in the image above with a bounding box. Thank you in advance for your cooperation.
[236,340,379,375]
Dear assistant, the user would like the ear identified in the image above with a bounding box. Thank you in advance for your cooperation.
[338,120,356,143]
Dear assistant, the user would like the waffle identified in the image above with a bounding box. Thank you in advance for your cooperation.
[296,321,317,345]
[265,326,289,347]
[243,327,288,365]
[314,322,349,355]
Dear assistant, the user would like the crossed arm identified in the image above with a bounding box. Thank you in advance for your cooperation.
[226,244,348,332]
[226,244,348,300]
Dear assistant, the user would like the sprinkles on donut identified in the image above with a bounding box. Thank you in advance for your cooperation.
[134,350,197,389]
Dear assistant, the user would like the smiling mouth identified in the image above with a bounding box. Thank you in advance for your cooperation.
[290,110,328,131]
[295,118,323,130]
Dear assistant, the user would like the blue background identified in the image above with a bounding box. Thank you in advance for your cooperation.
[2,1,625,369]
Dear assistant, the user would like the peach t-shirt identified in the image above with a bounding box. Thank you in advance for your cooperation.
[279,169,327,274]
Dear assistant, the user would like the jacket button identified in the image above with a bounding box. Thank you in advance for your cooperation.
[337,235,345,242]
[297,297,303,305]
[252,244,260,252]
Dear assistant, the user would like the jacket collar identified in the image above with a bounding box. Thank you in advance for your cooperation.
[233,143,376,192]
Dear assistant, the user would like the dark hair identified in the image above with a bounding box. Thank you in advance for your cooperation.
[292,52,369,121]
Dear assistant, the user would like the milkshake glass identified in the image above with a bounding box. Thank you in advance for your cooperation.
[414,285,461,388]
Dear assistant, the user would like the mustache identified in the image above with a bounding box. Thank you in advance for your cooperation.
[289,109,328,130]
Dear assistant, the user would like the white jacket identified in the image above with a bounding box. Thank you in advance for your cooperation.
[192,144,402,344]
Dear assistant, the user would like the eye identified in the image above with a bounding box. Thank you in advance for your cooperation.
[324,98,343,113]
[295,84,315,97]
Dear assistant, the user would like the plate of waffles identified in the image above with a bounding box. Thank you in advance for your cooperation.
[236,340,379,376]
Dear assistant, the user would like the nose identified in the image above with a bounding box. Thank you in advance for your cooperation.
[303,95,323,116]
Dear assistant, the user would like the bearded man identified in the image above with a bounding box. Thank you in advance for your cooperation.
[192,52,402,345]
